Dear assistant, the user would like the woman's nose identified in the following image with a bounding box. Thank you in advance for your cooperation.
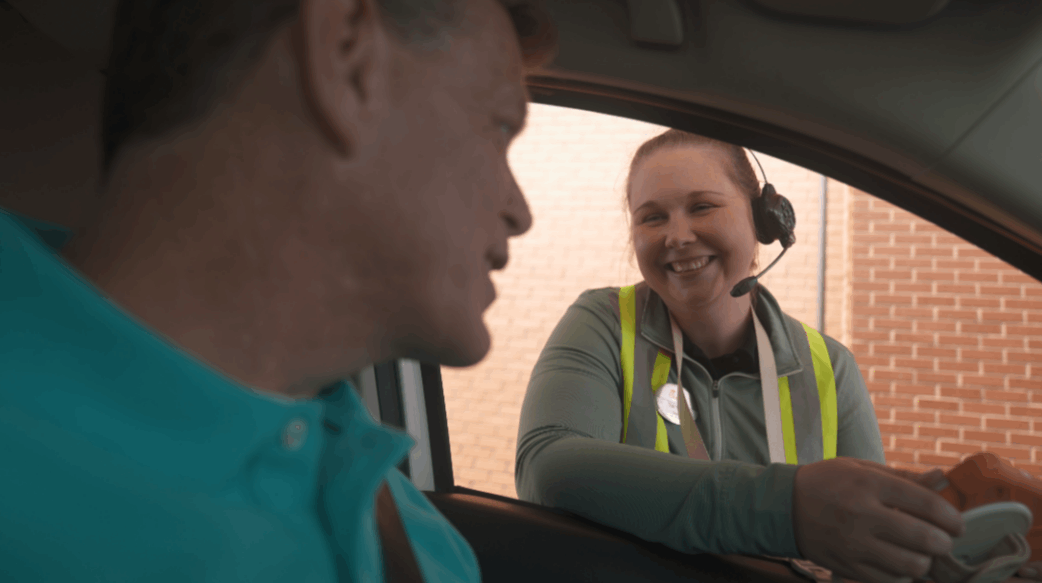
[664,216,698,248]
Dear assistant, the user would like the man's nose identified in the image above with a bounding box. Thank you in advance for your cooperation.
[502,179,532,237]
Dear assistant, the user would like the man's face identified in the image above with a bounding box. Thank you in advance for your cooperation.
[311,0,533,368]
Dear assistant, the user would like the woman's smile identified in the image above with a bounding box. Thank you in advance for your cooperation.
[666,255,716,275]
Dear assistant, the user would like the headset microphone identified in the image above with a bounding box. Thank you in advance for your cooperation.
[730,152,798,298]
[730,245,791,297]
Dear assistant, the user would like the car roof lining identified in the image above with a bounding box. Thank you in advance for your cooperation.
[532,0,1042,280]
[748,0,952,26]
[543,0,1041,167]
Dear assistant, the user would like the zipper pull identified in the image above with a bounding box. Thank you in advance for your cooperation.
[712,379,720,399]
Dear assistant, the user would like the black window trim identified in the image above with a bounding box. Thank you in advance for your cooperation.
[373,361,410,477]
[369,359,456,492]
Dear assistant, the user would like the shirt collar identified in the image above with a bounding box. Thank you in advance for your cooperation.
[639,284,804,377]
[684,321,759,377]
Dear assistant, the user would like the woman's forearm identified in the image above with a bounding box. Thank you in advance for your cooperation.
[516,427,803,558]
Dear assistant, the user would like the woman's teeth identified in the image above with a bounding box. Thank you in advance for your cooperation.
[670,257,712,273]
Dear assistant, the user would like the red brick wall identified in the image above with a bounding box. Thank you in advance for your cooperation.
[851,193,1042,474]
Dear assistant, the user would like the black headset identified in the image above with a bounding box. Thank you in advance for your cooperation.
[750,151,797,248]
[730,151,797,297]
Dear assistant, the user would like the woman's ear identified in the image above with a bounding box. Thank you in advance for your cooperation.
[296,0,391,157]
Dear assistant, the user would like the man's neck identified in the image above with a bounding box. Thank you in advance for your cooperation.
[60,144,376,400]
[667,292,753,360]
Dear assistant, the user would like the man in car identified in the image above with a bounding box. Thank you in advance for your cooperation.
[0,1,1034,583]
[1,0,552,581]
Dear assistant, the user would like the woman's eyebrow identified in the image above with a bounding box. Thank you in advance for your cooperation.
[672,189,724,201]
[633,200,661,214]
[633,190,722,213]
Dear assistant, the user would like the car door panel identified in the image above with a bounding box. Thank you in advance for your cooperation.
[427,488,818,583]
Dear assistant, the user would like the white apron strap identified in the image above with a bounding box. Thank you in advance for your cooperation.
[753,309,787,465]
[669,314,711,460]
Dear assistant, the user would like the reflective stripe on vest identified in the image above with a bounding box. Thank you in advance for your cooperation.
[616,284,838,464]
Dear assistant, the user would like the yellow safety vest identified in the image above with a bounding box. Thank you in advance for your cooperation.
[617,283,838,464]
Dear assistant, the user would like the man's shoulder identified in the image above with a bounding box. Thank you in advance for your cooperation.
[0,400,342,582]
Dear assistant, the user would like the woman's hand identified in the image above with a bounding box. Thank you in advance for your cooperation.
[793,457,966,583]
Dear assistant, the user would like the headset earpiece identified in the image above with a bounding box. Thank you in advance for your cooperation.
[733,150,798,297]
[752,183,797,248]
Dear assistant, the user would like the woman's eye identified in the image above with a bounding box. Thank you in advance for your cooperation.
[690,204,712,213]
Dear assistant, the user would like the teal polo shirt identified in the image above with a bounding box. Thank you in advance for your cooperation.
[0,208,480,583]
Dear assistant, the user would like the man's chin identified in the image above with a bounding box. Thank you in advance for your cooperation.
[407,325,492,369]
[441,332,493,368]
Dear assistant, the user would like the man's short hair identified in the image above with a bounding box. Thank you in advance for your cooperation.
[101,0,556,175]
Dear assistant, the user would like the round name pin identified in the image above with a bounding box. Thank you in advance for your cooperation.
[950,501,1033,565]
[655,383,694,426]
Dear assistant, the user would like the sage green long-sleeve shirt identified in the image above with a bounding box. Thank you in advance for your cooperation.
[515,285,884,558]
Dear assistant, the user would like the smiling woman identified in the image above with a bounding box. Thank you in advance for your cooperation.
[627,130,765,350]
[513,127,886,558]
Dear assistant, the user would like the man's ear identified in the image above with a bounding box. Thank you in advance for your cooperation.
[297,0,390,157]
